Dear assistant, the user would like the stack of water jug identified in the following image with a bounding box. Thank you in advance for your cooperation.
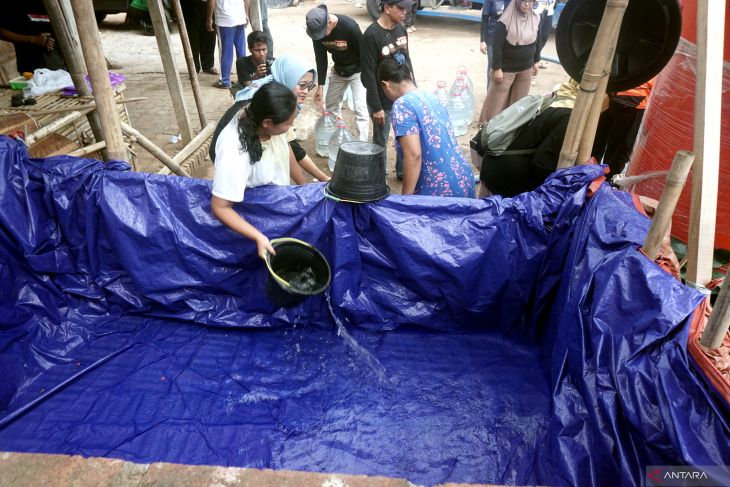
[436,65,474,137]
[314,110,354,172]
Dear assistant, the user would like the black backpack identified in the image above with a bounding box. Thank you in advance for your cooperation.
[209,100,250,163]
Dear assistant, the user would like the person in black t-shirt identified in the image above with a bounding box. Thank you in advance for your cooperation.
[305,5,369,142]
[0,1,65,74]
[360,0,414,180]
[236,31,273,89]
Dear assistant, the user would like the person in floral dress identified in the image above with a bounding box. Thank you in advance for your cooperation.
[378,54,475,197]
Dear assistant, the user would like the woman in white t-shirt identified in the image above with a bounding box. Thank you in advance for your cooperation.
[211,82,298,258]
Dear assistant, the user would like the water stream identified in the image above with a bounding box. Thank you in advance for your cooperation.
[326,293,389,384]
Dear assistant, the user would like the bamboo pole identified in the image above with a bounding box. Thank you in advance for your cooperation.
[68,140,106,157]
[700,280,730,349]
[42,0,105,145]
[641,151,695,260]
[685,0,725,288]
[2,98,147,115]
[576,66,610,164]
[69,0,128,162]
[25,111,86,146]
[120,122,189,176]
[170,0,207,128]
[157,122,216,175]
[172,122,216,164]
[147,0,194,144]
[556,0,629,169]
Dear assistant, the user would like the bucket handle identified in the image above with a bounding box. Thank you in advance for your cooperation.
[264,237,316,289]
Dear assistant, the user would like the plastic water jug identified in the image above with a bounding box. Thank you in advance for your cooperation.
[328,119,354,172]
[457,65,474,94]
[434,80,450,108]
[451,76,474,124]
[447,91,469,137]
[315,111,337,157]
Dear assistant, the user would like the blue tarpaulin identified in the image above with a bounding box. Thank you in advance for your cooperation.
[0,136,727,486]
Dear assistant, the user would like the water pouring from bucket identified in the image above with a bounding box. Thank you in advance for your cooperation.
[264,238,331,308]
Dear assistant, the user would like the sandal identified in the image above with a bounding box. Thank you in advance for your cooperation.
[203,67,219,75]
[213,80,230,89]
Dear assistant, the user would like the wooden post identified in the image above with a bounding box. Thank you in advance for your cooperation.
[557,0,629,169]
[170,0,207,128]
[700,280,730,349]
[685,0,725,287]
[42,0,105,145]
[641,151,695,260]
[69,0,128,162]
[120,122,189,176]
[147,0,195,144]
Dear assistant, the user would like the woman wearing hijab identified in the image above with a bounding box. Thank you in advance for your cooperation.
[211,54,329,183]
[477,0,542,126]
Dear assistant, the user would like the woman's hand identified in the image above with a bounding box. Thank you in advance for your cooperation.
[211,196,274,260]
[255,234,275,260]
[533,62,540,77]
[493,68,503,85]
[479,41,487,55]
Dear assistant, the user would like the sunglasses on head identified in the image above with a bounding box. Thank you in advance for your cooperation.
[297,81,317,91]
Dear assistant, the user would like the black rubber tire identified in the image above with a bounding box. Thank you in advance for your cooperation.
[555,0,681,92]
[366,0,380,21]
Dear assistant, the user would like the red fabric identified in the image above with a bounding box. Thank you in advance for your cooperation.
[628,39,730,251]
[687,298,730,404]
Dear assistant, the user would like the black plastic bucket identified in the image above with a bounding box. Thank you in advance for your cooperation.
[264,238,331,308]
[325,141,389,203]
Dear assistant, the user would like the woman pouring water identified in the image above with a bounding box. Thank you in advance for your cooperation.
[211,82,299,259]
[235,54,330,183]
[378,54,475,197]
[210,54,330,183]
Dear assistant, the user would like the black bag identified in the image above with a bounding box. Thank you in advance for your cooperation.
[209,100,250,163]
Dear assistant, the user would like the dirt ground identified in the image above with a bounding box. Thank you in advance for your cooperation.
[99,0,568,190]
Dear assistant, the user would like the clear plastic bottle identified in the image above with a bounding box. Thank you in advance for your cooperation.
[315,111,337,157]
[450,76,474,125]
[328,118,354,172]
[447,91,469,137]
[434,80,450,108]
[457,65,474,95]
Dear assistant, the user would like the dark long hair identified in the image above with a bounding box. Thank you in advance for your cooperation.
[377,55,414,84]
[237,81,296,163]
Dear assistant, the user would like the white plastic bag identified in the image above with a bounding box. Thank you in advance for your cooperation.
[26,68,73,97]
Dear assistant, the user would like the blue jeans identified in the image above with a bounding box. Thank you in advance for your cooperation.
[372,110,403,177]
[218,25,246,87]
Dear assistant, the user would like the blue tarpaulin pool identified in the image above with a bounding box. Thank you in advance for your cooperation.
[0,137,728,486]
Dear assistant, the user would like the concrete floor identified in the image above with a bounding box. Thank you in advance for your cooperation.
[0,452,504,487]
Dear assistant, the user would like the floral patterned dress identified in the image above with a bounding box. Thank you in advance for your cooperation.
[391,90,476,198]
